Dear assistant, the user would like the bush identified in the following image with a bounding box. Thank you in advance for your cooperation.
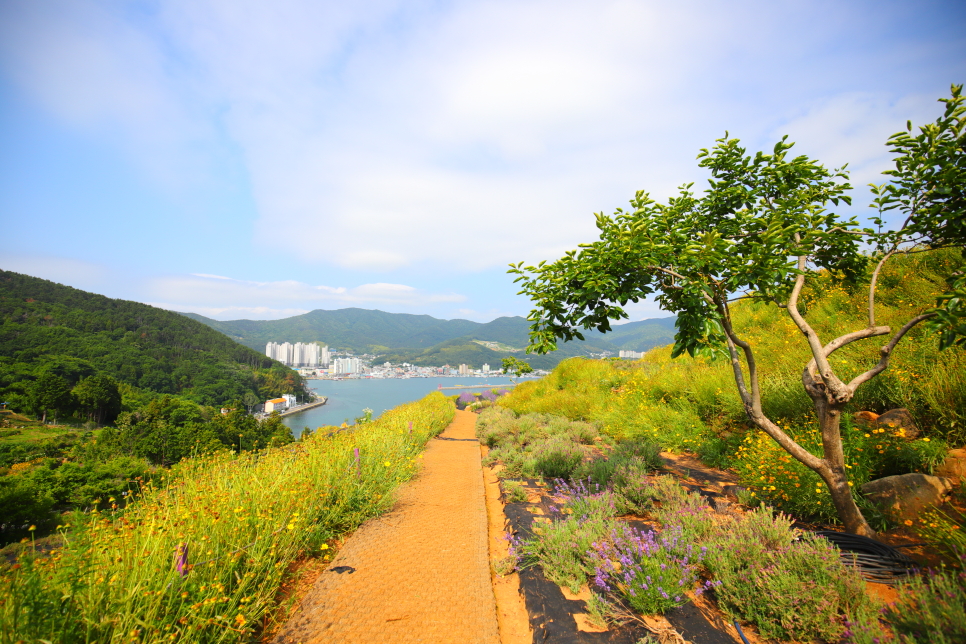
[533,440,583,479]
[733,417,948,524]
[704,507,880,642]
[884,562,966,644]
[476,407,596,481]
[589,523,715,615]
[519,482,617,592]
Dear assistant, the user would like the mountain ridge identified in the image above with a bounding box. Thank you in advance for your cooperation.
[179,308,678,369]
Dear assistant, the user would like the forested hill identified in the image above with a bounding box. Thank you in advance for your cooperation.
[181,308,678,369]
[0,270,303,408]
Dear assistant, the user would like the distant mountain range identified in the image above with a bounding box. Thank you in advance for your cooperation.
[179,308,678,370]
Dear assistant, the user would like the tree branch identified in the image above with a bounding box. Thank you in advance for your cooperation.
[868,250,895,327]
[848,313,936,390]
[785,254,849,401]
[716,298,762,414]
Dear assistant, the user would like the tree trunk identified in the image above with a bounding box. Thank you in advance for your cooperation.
[813,398,876,537]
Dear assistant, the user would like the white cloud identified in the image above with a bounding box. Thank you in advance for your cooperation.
[766,92,941,187]
[147,272,465,319]
[2,0,960,283]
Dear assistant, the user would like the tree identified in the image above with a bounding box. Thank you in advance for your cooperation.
[871,84,966,349]
[29,372,74,424]
[501,356,534,381]
[511,95,964,536]
[242,391,260,414]
[73,374,122,426]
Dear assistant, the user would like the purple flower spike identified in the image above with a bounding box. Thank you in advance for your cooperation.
[408,421,413,434]
[174,543,189,578]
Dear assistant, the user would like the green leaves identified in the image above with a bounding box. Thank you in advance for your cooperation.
[872,84,966,349]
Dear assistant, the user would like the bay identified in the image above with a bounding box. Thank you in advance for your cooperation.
[283,376,523,437]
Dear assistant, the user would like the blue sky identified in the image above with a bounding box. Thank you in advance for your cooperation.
[1,0,964,322]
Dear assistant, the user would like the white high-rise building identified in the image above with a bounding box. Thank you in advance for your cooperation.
[619,350,644,360]
[482,364,490,373]
[267,341,325,367]
[331,357,362,375]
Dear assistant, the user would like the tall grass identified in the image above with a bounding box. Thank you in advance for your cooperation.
[0,392,454,643]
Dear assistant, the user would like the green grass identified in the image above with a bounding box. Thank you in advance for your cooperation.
[0,392,454,643]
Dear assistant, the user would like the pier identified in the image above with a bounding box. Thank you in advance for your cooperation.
[277,396,328,417]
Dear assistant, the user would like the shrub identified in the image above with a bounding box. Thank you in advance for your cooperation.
[520,482,617,592]
[884,562,966,644]
[733,417,948,524]
[589,523,715,615]
[476,407,598,482]
[704,507,879,642]
[533,440,583,479]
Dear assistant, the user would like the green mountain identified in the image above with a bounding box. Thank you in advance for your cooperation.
[0,270,302,409]
[180,308,679,369]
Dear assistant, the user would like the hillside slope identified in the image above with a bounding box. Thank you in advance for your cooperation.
[180,308,678,367]
[0,270,302,407]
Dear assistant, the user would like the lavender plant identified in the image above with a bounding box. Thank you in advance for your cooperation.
[589,523,717,615]
[519,480,617,592]
[703,507,878,642]
[884,560,966,644]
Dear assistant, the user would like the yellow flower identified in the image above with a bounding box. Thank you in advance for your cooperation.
[287,524,295,531]
[847,481,854,487]
[923,438,930,442]
[384,461,391,467]
[904,520,913,526]
[320,544,329,550]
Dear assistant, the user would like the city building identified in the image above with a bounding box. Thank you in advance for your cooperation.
[482,363,490,373]
[266,341,329,367]
[458,364,469,376]
[331,357,362,375]
[619,350,644,360]
[264,397,287,413]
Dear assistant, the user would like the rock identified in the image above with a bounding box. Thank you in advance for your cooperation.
[874,408,920,440]
[935,449,966,486]
[853,411,880,427]
[860,473,953,522]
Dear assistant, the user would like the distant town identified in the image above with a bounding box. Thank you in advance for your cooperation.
[265,340,544,380]
[263,340,646,381]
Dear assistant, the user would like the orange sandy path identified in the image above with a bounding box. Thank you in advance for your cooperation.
[271,410,501,644]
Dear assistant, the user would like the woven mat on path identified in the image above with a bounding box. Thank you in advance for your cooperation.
[272,409,500,644]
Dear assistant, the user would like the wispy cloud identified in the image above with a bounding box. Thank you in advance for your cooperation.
[147,272,466,319]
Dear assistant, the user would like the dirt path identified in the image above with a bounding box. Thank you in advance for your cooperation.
[271,410,500,644]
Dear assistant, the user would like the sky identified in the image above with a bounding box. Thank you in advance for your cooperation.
[1,0,964,323]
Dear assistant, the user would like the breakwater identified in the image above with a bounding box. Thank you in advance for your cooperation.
[278,397,328,418]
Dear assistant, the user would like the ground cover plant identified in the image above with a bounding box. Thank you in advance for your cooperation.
[509,87,966,535]
[510,457,885,643]
[0,392,454,644]
[476,406,604,480]
[883,559,966,643]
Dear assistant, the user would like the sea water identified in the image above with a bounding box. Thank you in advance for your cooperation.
[282,376,523,437]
